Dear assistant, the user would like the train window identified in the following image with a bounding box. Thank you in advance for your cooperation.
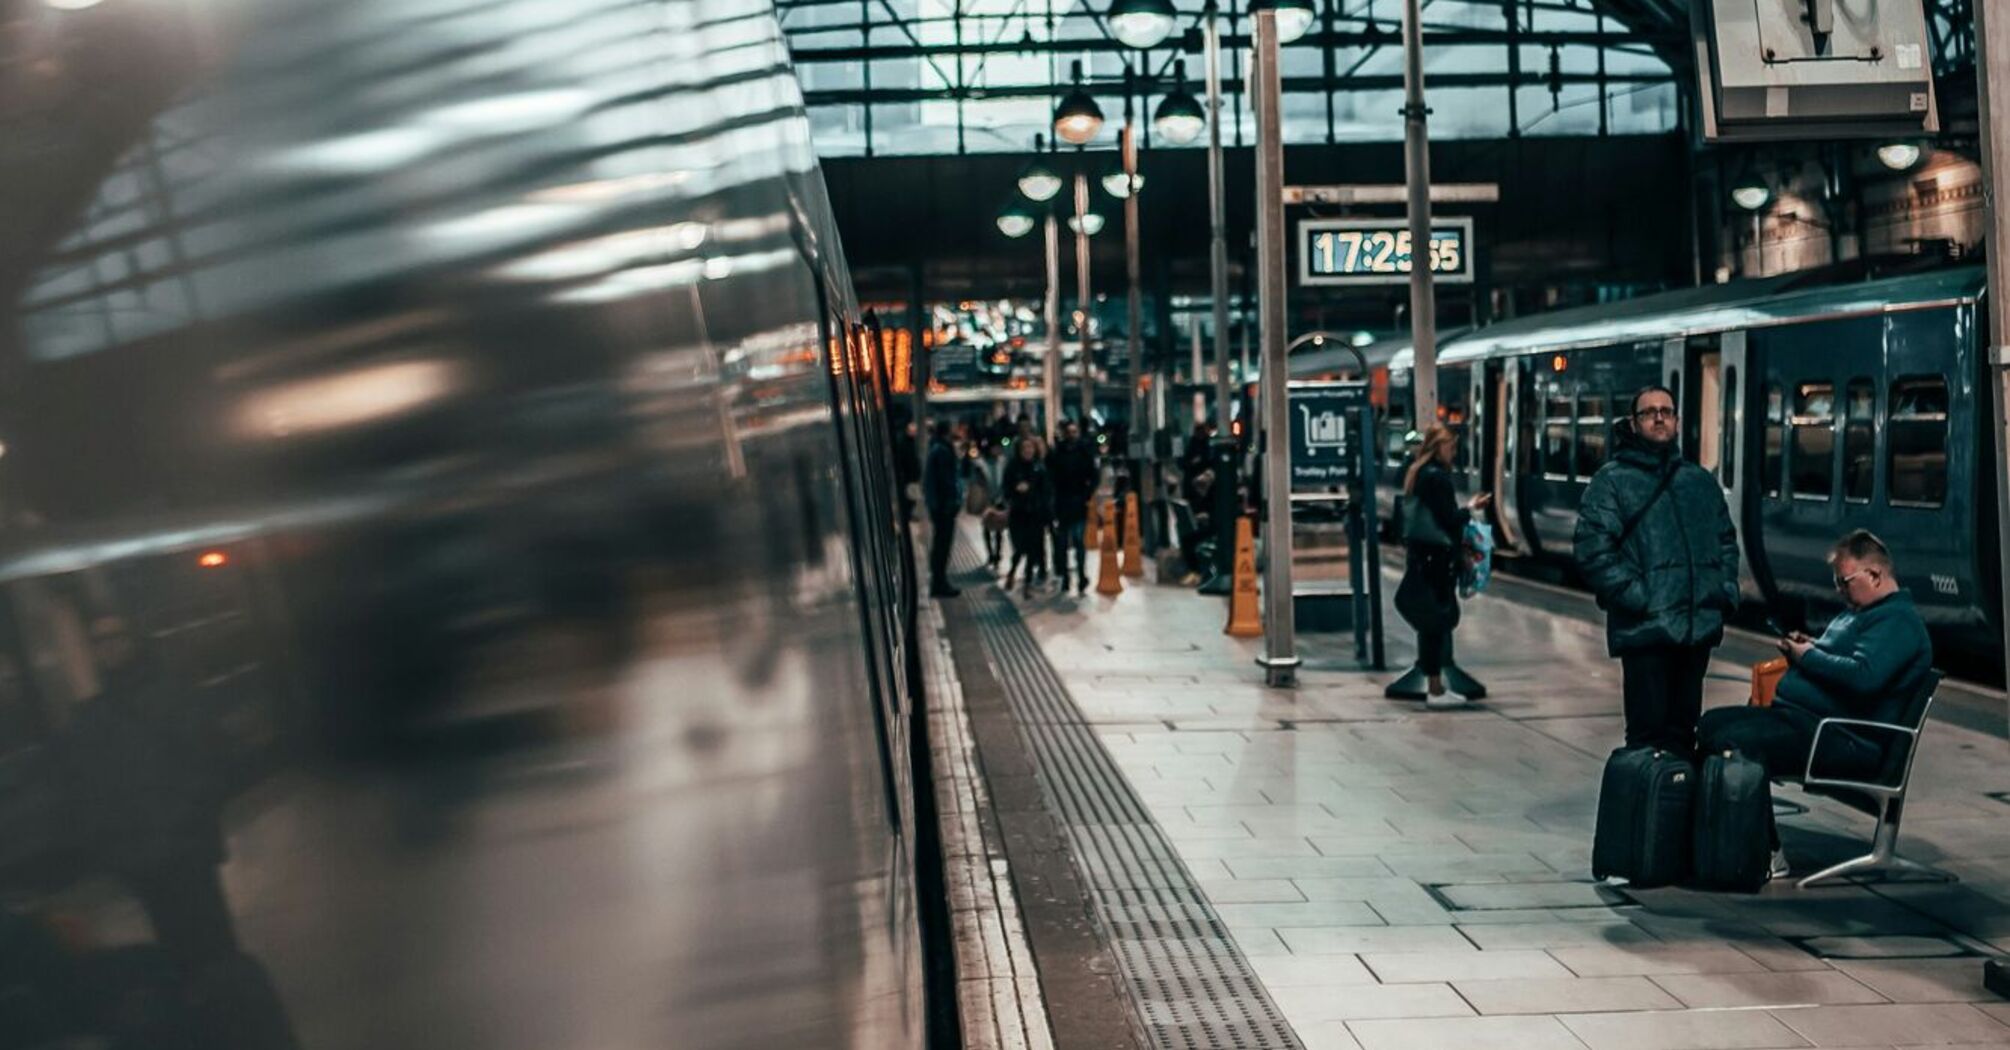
[1843,379,1875,503]
[1542,391,1573,478]
[1720,366,1738,482]
[1888,375,1949,507]
[1761,383,1785,498]
[1789,382,1835,500]
[1575,392,1607,477]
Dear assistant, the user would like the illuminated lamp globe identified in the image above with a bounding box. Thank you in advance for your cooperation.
[1109,0,1177,49]
[1101,169,1144,199]
[1067,212,1106,236]
[1053,86,1105,146]
[1152,80,1205,145]
[1018,159,1063,202]
[996,205,1037,239]
[43,0,106,9]
[1729,176,1772,212]
[1251,0,1315,44]
[1876,141,1924,172]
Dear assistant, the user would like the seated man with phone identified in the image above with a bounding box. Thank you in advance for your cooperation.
[1695,529,1933,879]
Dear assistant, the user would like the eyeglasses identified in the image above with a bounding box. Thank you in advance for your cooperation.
[1833,568,1870,591]
[1634,406,1677,421]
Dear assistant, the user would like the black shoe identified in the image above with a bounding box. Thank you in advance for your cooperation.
[930,585,961,598]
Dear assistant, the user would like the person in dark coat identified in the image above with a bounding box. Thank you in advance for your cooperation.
[1394,425,1490,709]
[1573,385,1740,758]
[923,421,962,598]
[1046,421,1100,594]
[1001,437,1053,598]
[1697,529,1931,880]
[1180,422,1215,502]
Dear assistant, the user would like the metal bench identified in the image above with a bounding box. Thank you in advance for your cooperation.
[1780,669,1954,889]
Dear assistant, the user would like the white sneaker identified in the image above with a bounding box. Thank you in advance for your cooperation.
[1768,848,1790,881]
[1425,690,1471,711]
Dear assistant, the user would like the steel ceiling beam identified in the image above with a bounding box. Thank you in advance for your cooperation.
[786,26,1673,63]
[802,69,1671,104]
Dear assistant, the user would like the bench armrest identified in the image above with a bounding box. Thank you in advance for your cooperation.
[1801,716,1914,791]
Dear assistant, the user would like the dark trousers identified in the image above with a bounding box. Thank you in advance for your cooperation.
[928,510,957,591]
[1620,643,1713,757]
[1417,628,1452,675]
[983,527,1004,565]
[1053,518,1086,581]
[1697,704,1817,850]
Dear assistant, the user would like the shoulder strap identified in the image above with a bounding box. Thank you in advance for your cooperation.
[1614,463,1678,549]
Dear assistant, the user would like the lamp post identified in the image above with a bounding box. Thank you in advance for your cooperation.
[1400,0,1440,429]
[1073,166,1095,423]
[1196,0,1240,595]
[1015,136,1066,441]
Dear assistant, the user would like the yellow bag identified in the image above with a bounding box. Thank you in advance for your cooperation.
[1750,657,1788,707]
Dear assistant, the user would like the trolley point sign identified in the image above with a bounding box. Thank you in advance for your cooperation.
[1287,380,1370,489]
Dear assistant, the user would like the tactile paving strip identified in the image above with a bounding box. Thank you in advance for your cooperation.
[954,543,1303,1050]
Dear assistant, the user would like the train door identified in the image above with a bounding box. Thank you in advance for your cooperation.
[1659,338,1684,419]
[1487,359,1526,555]
[1714,332,1767,603]
[1754,317,1879,614]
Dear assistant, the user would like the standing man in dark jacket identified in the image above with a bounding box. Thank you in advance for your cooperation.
[1046,420,1100,593]
[923,421,962,598]
[1573,385,1739,757]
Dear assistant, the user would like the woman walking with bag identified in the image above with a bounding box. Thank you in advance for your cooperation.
[1395,425,1491,709]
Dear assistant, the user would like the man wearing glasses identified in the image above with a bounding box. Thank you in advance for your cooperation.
[1574,385,1741,758]
[1697,529,1932,878]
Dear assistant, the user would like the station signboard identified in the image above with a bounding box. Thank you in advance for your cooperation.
[1298,217,1475,286]
[1287,380,1370,490]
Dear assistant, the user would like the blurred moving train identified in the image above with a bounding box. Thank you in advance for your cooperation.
[1293,265,2002,672]
[0,0,940,1047]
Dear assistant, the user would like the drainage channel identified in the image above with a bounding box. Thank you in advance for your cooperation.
[954,546,1302,1050]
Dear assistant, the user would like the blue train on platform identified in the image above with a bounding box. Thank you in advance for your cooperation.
[1293,266,2001,672]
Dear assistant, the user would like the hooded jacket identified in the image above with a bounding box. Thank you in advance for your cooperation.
[1572,419,1740,656]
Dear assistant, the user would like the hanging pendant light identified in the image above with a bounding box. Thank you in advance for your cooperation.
[1109,0,1177,49]
[1017,134,1063,201]
[997,203,1038,238]
[1249,0,1315,44]
[1153,59,1205,145]
[1067,212,1106,236]
[1053,62,1104,145]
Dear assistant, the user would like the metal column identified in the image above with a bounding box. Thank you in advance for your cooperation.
[1123,121,1144,453]
[1199,0,1242,596]
[1075,169,1094,423]
[1044,212,1062,442]
[1400,0,1439,429]
[1977,0,2010,732]
[1252,8,1298,688]
[1204,1,1233,433]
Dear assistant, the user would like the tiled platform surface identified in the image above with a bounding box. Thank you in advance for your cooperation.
[992,558,2010,1050]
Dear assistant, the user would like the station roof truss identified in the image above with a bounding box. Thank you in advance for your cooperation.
[780,0,1977,156]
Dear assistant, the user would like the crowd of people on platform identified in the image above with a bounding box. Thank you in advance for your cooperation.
[899,411,1112,600]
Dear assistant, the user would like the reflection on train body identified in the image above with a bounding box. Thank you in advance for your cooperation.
[0,0,928,1047]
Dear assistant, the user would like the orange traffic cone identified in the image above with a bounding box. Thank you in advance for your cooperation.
[1224,515,1262,637]
[1120,492,1145,578]
[1083,497,1101,551]
[1095,498,1124,596]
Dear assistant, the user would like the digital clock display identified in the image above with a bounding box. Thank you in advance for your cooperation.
[1299,218,1476,286]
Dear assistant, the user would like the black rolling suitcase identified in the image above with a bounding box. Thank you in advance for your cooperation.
[1592,747,1693,887]
[1692,749,1772,892]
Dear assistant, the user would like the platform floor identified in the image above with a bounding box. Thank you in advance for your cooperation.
[964,536,2010,1050]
